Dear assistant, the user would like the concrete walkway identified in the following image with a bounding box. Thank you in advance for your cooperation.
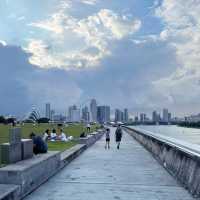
[25,128,193,200]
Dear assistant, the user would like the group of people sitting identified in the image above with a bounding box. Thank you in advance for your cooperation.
[42,128,73,142]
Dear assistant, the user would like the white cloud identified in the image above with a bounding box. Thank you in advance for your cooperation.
[0,40,7,46]
[153,0,200,108]
[80,0,98,5]
[26,7,141,70]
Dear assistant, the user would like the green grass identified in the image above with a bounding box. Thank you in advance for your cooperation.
[47,141,78,152]
[0,123,100,144]
[0,123,100,165]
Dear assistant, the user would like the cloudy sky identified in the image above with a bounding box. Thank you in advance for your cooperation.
[0,0,200,117]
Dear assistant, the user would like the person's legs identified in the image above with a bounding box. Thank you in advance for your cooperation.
[117,142,120,149]
[108,140,110,149]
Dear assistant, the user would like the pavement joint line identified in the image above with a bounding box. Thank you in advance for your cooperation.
[51,180,182,188]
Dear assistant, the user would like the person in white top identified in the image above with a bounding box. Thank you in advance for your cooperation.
[50,129,57,141]
[43,129,50,142]
[57,128,68,142]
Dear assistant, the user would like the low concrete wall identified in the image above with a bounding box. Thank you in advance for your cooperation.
[0,130,104,200]
[78,130,104,147]
[0,151,61,199]
[0,184,20,200]
[123,126,200,198]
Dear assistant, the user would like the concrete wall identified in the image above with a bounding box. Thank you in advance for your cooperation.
[123,126,200,198]
[0,130,105,200]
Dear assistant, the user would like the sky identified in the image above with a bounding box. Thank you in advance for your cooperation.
[0,0,200,117]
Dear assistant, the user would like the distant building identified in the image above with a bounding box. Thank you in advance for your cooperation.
[45,103,51,119]
[140,113,146,123]
[50,110,55,121]
[68,105,81,122]
[97,106,110,123]
[152,111,160,123]
[90,99,97,122]
[185,114,200,122]
[53,114,66,123]
[26,106,40,122]
[163,109,169,122]
[115,109,124,122]
[124,108,129,123]
[82,106,90,122]
[135,116,139,122]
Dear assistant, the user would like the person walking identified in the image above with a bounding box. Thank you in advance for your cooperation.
[115,125,123,149]
[105,128,110,149]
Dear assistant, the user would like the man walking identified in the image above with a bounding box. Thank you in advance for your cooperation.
[115,125,123,149]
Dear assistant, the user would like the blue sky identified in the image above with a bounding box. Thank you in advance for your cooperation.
[0,0,200,117]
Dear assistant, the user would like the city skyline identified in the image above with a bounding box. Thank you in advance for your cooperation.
[0,1,200,117]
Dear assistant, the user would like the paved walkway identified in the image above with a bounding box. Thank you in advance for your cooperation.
[25,128,193,200]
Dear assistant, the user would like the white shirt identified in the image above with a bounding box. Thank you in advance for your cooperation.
[58,133,68,142]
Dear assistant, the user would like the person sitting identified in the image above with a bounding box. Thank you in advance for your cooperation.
[30,132,48,155]
[43,129,51,142]
[86,123,91,132]
[57,128,68,142]
[80,132,86,138]
[50,129,57,141]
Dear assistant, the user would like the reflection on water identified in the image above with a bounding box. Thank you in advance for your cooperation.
[129,125,200,145]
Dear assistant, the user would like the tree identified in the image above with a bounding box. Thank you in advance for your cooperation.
[37,118,50,124]
[0,116,6,124]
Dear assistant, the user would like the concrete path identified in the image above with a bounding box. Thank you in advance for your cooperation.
[25,128,193,200]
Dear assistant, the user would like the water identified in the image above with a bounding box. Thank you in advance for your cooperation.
[129,125,200,145]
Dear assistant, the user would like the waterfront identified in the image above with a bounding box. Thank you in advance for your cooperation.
[130,125,200,145]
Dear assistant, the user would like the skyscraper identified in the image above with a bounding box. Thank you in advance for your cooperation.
[115,109,123,122]
[68,105,81,122]
[124,108,129,123]
[140,113,146,123]
[163,108,169,122]
[97,106,110,123]
[82,106,90,122]
[45,103,51,119]
[152,111,159,123]
[90,99,97,122]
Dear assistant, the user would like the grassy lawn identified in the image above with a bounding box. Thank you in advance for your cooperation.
[0,123,100,165]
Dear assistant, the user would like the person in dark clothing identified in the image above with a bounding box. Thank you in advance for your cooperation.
[115,125,123,149]
[105,128,110,149]
[30,132,48,155]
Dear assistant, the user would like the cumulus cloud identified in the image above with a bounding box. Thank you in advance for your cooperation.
[27,7,141,69]
[153,0,200,110]
[0,40,7,46]
[0,44,83,116]
[80,0,98,5]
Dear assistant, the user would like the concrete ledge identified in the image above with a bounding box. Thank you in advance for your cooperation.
[0,151,61,199]
[60,144,87,169]
[79,131,104,147]
[123,126,200,198]
[0,130,104,200]
[0,184,20,200]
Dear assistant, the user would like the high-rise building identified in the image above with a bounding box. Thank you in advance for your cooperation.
[90,99,97,122]
[124,108,129,123]
[140,113,146,123]
[82,106,90,122]
[152,111,159,123]
[163,109,169,122]
[68,105,81,122]
[45,103,51,119]
[50,109,55,121]
[115,109,124,122]
[97,106,110,123]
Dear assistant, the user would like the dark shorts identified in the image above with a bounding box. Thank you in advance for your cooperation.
[106,138,110,142]
[116,137,121,142]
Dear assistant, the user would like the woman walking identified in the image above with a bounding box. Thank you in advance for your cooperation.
[115,125,123,149]
[105,128,110,149]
